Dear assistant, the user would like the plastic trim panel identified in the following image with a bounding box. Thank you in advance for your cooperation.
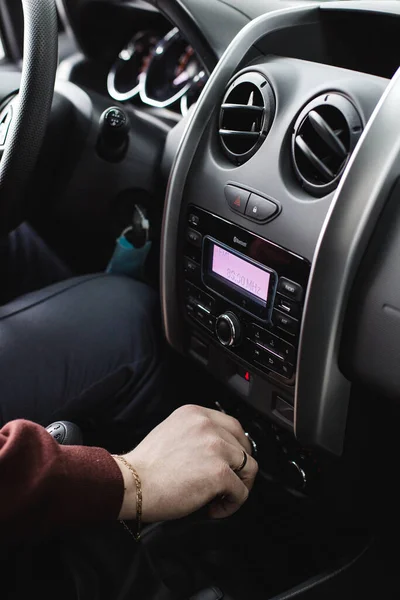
[296,66,400,455]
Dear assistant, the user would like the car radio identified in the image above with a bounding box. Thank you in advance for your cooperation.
[181,206,311,385]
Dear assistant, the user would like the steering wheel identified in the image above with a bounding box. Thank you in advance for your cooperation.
[0,0,58,234]
[160,4,400,456]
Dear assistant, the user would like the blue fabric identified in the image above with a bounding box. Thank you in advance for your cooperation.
[106,233,151,281]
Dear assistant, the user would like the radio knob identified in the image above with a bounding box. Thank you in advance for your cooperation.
[215,312,241,347]
[287,460,307,491]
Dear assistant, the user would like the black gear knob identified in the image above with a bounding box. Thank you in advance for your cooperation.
[46,421,83,446]
[97,106,130,161]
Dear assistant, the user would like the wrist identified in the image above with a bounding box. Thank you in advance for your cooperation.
[112,454,137,520]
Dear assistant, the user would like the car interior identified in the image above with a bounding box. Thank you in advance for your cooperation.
[3,0,400,597]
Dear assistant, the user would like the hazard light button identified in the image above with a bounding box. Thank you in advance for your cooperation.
[224,185,250,215]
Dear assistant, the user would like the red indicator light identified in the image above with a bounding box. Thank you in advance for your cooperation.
[245,371,250,382]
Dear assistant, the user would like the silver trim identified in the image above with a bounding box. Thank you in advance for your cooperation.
[215,313,237,347]
[255,342,284,361]
[197,303,211,315]
[295,65,400,455]
[139,27,192,109]
[180,93,189,116]
[107,32,159,103]
[245,432,258,457]
[107,67,140,103]
[288,461,307,490]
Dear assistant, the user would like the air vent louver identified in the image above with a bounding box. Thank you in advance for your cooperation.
[219,72,275,164]
[292,93,363,196]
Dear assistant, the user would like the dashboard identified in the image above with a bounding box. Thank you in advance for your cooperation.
[55,0,400,496]
[107,26,207,116]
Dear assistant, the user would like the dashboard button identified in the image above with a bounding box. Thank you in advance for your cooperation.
[185,302,195,316]
[278,339,296,365]
[185,281,201,303]
[188,213,199,226]
[279,363,294,379]
[245,194,278,221]
[250,324,280,352]
[194,305,209,325]
[225,185,250,214]
[186,228,203,248]
[278,277,304,302]
[274,310,299,336]
[198,291,215,313]
[251,343,281,371]
[274,294,301,319]
[184,257,200,279]
[205,314,216,332]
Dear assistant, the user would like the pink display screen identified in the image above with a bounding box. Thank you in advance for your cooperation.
[211,244,270,303]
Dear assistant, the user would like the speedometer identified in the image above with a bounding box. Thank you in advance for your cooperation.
[107,31,160,102]
[140,28,203,108]
[180,70,207,115]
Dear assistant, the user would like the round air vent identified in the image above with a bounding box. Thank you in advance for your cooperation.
[219,72,275,164]
[292,93,363,196]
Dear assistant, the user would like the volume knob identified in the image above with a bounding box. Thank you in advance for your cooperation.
[215,312,241,347]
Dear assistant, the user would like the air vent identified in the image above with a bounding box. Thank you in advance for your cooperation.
[292,93,363,196]
[219,72,275,164]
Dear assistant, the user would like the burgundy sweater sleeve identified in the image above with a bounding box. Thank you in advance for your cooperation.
[0,419,124,543]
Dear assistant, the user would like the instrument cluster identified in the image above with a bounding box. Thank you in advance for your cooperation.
[107,27,207,115]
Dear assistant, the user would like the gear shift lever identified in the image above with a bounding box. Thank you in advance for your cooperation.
[46,421,83,446]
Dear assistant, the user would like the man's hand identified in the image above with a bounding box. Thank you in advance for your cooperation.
[114,405,258,522]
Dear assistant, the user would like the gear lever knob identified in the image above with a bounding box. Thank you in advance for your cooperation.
[97,106,130,161]
[46,421,83,446]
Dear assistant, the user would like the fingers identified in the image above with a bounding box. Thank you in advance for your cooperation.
[217,439,258,491]
[209,465,250,519]
[233,451,258,489]
[216,425,248,455]
[205,408,252,455]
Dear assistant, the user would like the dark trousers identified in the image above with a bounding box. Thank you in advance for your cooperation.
[0,223,166,451]
[0,224,176,599]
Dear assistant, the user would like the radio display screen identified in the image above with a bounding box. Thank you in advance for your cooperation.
[211,243,270,304]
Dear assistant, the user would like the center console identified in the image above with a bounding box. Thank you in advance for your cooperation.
[182,205,310,386]
[178,204,318,492]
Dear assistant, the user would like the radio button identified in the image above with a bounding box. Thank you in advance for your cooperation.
[198,291,215,313]
[185,302,195,316]
[184,257,200,279]
[185,282,203,304]
[279,363,294,379]
[278,278,304,302]
[194,305,209,325]
[245,194,278,222]
[250,324,280,352]
[252,344,282,372]
[278,339,296,365]
[216,312,241,347]
[274,310,299,336]
[186,228,203,248]
[275,294,301,319]
[225,185,250,214]
[188,213,199,226]
[205,315,216,332]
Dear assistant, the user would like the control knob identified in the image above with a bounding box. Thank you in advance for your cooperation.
[286,460,307,491]
[215,312,241,347]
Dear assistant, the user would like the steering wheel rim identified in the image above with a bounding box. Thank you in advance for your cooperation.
[0,0,58,234]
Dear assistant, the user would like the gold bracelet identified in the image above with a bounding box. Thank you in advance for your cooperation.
[113,455,142,541]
